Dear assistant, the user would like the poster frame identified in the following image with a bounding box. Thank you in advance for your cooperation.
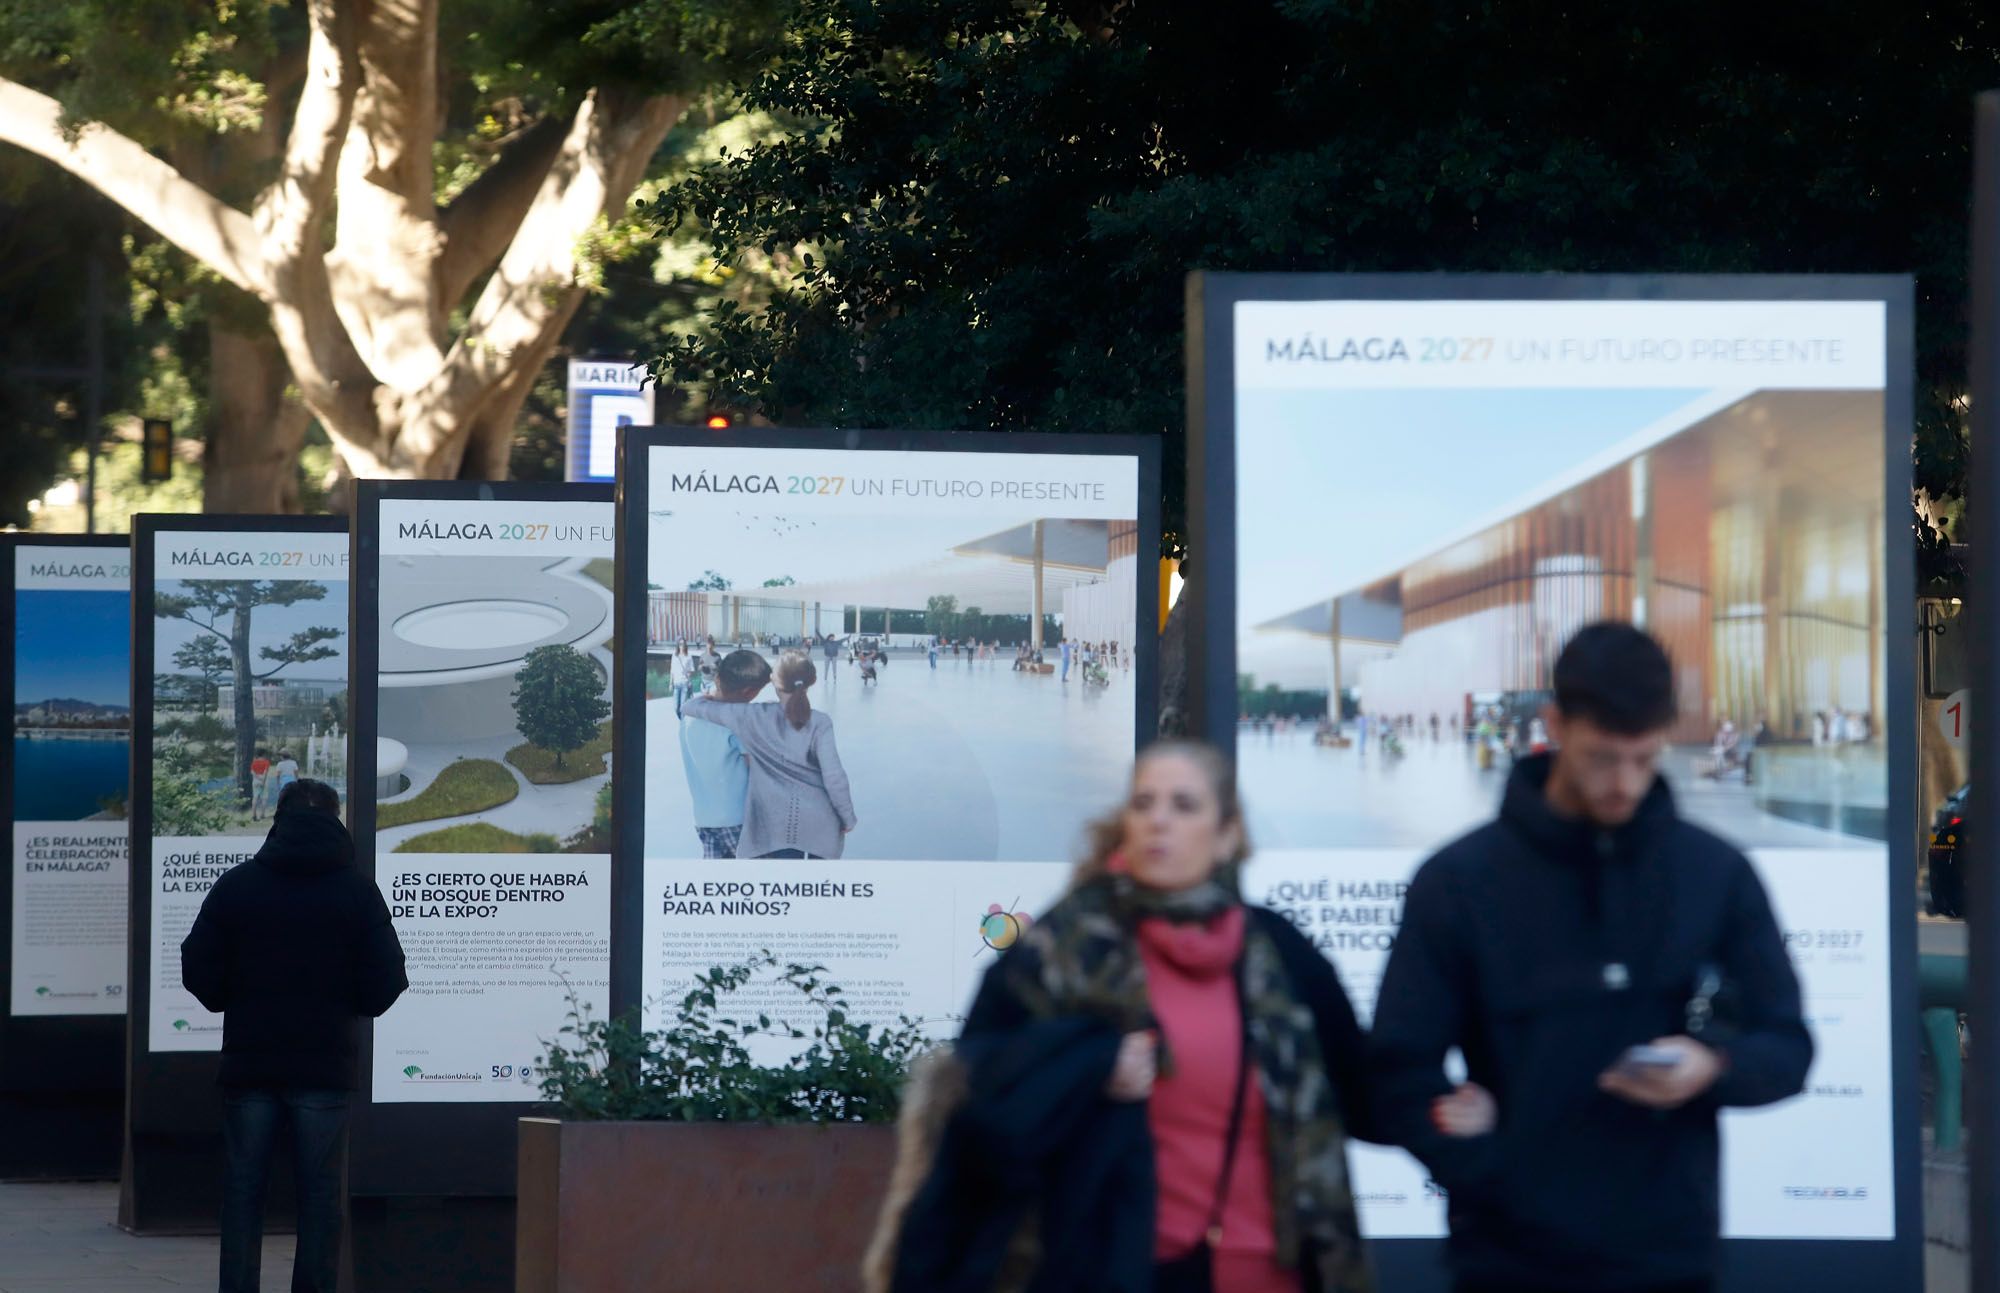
[121,512,346,1233]
[346,478,614,1201]
[1181,271,1921,1293]
[0,532,129,1180]
[611,424,1162,1021]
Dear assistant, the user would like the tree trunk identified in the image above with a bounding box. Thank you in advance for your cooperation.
[204,325,308,513]
[231,585,257,806]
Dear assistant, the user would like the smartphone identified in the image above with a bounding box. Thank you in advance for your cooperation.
[1617,1043,1682,1072]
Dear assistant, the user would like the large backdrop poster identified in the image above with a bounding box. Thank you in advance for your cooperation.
[142,526,350,1053]
[360,492,613,1103]
[9,542,130,1017]
[618,430,1158,1038]
[1191,278,1915,1273]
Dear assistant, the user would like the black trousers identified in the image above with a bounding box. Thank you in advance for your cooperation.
[220,1087,348,1293]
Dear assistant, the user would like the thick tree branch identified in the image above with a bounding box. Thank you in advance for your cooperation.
[251,0,383,459]
[398,88,686,469]
[434,115,569,306]
[325,0,447,382]
[0,78,270,296]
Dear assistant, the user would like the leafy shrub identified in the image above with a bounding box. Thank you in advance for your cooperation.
[537,954,928,1124]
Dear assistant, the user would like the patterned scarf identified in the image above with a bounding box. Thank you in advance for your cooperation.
[1012,872,1372,1293]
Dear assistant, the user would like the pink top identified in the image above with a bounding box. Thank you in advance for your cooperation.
[1139,908,1303,1293]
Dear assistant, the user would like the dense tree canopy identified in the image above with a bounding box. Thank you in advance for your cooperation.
[657,0,1995,588]
[0,0,788,510]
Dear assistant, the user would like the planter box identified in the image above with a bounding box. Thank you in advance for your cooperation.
[516,1118,896,1293]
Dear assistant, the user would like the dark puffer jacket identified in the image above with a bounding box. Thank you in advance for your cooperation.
[180,807,407,1089]
[1370,754,1812,1291]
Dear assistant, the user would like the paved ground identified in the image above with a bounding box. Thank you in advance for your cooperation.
[0,1181,293,1291]
[1236,726,1877,851]
[645,648,1135,861]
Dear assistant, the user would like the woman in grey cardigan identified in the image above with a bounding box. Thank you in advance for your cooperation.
[681,651,858,858]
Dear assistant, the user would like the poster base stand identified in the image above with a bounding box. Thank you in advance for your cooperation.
[0,1090,120,1181]
[351,1194,513,1293]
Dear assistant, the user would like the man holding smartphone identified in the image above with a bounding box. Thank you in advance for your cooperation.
[1370,622,1812,1293]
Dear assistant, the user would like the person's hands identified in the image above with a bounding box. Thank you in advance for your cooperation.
[1105,1031,1158,1102]
[843,822,856,833]
[1430,1082,1497,1137]
[1597,1036,1724,1110]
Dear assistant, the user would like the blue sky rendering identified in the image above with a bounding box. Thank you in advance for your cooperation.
[1234,386,1714,634]
[15,589,129,707]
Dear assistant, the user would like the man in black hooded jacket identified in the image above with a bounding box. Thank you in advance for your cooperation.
[182,778,407,1293]
[1370,623,1812,1293]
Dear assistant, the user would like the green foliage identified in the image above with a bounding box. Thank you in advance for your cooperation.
[687,570,731,591]
[394,821,563,854]
[761,574,795,587]
[512,645,612,769]
[508,719,613,784]
[923,593,958,639]
[149,744,234,835]
[652,0,1997,581]
[377,758,520,829]
[536,953,927,1123]
[1237,674,1329,722]
[565,781,616,853]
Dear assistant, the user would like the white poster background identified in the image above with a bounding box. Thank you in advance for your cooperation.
[1230,291,1895,1241]
[11,544,131,1018]
[642,859,1070,1043]
[147,835,256,1051]
[10,822,127,1016]
[374,854,609,1102]
[370,497,616,1102]
[1245,848,1893,1240]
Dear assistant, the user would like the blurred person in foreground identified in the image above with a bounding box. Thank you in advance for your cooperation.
[1370,622,1812,1293]
[182,778,408,1293]
[866,739,1378,1293]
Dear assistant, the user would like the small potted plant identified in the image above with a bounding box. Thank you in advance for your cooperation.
[517,955,928,1292]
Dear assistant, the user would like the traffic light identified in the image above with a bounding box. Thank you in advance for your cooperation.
[140,419,173,483]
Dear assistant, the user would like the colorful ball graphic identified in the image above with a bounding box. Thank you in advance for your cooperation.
[978,904,1033,951]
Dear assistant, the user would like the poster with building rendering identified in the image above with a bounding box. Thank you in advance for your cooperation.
[142,527,349,1052]
[1221,289,1900,1242]
[361,493,613,1103]
[626,434,1153,1044]
[9,543,130,1017]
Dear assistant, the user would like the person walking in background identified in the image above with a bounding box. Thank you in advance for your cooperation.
[680,650,766,859]
[1369,623,1811,1293]
[1059,637,1073,682]
[270,749,300,806]
[682,651,857,859]
[867,740,1378,1293]
[248,750,271,822]
[671,644,694,717]
[180,779,407,1293]
[824,633,840,675]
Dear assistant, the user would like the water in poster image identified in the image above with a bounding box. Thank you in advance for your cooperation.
[12,735,130,821]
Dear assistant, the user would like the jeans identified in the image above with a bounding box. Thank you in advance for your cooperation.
[220,1087,348,1293]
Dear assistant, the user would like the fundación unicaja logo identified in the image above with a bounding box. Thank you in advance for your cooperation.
[403,1065,423,1079]
[172,1019,190,1031]
[34,986,49,997]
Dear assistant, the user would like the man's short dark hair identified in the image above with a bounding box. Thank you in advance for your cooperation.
[1552,622,1678,735]
[718,649,773,693]
[276,778,341,817]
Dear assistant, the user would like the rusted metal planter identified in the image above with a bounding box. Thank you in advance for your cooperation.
[515,1118,896,1293]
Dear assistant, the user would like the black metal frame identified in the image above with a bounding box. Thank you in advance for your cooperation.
[0,533,129,1180]
[122,513,345,1233]
[346,479,614,1201]
[611,424,1163,1020]
[1965,89,1999,1293]
[1183,271,1921,1293]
